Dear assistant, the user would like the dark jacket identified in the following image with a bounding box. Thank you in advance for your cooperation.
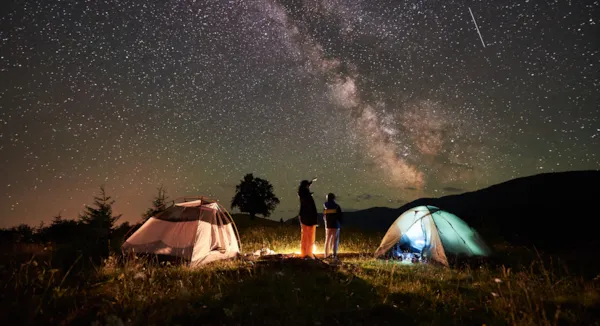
[298,186,318,226]
[323,200,343,229]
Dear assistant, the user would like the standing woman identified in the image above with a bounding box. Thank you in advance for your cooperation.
[323,192,343,259]
[298,178,318,259]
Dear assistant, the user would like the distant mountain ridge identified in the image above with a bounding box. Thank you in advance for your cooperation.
[398,170,600,250]
[284,206,401,231]
[288,170,600,251]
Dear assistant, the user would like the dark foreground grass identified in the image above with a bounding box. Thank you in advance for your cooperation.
[1,218,599,325]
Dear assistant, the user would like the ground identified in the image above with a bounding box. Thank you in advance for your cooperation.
[1,214,599,325]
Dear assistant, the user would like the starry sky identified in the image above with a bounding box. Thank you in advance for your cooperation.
[1,0,598,228]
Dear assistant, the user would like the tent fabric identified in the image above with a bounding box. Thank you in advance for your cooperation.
[122,198,240,266]
[374,205,491,266]
[154,201,231,222]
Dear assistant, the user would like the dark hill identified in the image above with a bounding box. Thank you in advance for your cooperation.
[284,207,400,232]
[333,207,402,231]
[396,170,600,251]
[285,170,600,252]
[232,214,282,229]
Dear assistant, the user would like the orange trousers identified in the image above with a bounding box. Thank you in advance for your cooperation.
[300,223,316,257]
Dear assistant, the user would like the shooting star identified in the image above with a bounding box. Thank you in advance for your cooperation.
[468,7,486,48]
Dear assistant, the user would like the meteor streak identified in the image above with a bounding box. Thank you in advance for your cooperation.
[468,7,486,48]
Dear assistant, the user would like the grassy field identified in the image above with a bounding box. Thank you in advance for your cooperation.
[1,214,599,325]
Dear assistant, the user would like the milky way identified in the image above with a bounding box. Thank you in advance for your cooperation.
[0,0,598,227]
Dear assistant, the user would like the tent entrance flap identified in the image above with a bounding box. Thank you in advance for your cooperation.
[401,220,427,252]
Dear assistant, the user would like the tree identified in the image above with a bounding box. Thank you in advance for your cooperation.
[41,215,80,245]
[142,185,169,221]
[231,173,280,220]
[52,211,63,224]
[79,185,122,260]
[13,224,34,243]
[112,221,134,252]
[80,185,122,228]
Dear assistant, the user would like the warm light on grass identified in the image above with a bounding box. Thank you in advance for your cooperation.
[236,223,381,256]
[288,244,317,256]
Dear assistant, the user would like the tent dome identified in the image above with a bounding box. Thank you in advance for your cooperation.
[122,197,241,266]
[374,205,491,266]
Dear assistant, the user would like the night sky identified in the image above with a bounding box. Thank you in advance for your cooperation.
[1,0,598,228]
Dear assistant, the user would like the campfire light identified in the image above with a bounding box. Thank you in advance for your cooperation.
[292,244,320,256]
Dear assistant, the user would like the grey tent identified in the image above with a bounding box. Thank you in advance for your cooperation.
[374,205,491,266]
[122,197,241,266]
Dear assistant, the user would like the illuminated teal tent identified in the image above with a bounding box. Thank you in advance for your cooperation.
[374,205,491,266]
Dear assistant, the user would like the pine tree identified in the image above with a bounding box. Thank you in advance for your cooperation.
[142,185,169,221]
[43,211,79,245]
[79,185,122,260]
[52,211,63,224]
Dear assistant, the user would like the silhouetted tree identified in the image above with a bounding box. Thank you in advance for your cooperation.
[0,224,35,245]
[112,221,134,251]
[14,224,34,243]
[52,211,63,224]
[231,173,280,220]
[41,214,80,245]
[0,228,17,247]
[142,185,169,221]
[79,185,122,261]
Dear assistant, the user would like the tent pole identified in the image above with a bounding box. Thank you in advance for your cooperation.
[123,223,139,241]
[221,203,242,253]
